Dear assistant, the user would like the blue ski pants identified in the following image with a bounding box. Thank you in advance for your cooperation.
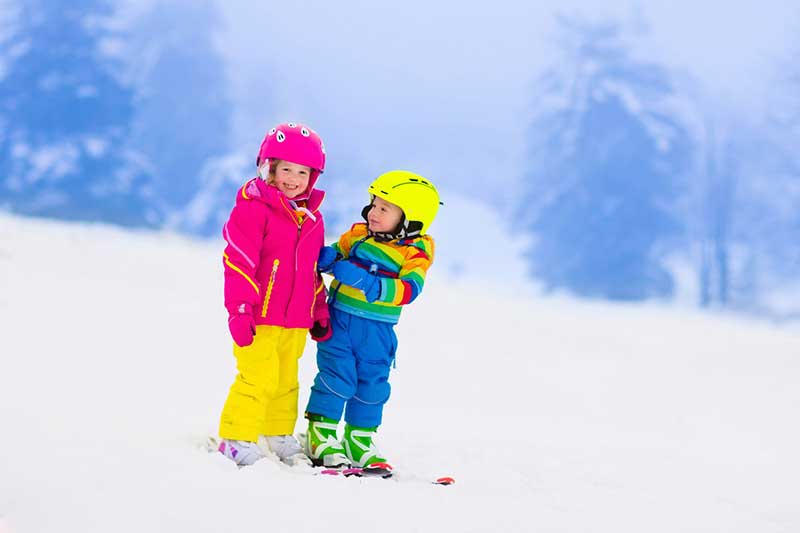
[305,306,397,428]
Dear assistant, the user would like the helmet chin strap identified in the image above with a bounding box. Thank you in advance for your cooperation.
[361,203,423,242]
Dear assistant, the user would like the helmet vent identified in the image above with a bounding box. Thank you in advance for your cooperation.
[276,131,286,142]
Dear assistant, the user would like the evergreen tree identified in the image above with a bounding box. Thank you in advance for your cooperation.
[520,16,693,300]
[0,0,157,226]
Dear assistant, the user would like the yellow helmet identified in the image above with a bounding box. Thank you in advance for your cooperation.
[367,170,441,236]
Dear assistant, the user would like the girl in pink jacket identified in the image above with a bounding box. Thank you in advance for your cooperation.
[216,122,330,467]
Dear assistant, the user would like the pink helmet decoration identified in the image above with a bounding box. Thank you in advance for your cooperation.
[256,122,326,173]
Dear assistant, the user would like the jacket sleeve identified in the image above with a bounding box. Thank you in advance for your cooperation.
[333,225,360,258]
[222,191,267,314]
[375,237,435,306]
[311,217,330,323]
[312,272,329,323]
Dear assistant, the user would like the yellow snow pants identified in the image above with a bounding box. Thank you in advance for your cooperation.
[219,325,307,442]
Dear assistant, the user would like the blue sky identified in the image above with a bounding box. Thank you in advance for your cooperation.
[207,0,798,205]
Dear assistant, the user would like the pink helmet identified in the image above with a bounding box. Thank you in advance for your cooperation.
[256,122,326,173]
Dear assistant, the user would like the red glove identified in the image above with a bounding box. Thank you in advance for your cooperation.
[310,319,332,342]
[228,303,256,347]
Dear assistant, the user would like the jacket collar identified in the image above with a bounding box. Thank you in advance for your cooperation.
[246,178,325,223]
[248,178,325,212]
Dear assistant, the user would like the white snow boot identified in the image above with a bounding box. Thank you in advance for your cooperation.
[217,438,266,466]
[263,435,312,467]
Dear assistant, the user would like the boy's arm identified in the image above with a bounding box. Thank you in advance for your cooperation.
[317,225,357,273]
[334,226,358,258]
[375,238,435,306]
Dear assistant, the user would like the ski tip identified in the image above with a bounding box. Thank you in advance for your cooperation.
[361,463,393,478]
[433,476,455,485]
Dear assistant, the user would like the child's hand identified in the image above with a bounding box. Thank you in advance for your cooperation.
[228,304,256,347]
[310,319,332,342]
[332,261,381,303]
[317,246,340,273]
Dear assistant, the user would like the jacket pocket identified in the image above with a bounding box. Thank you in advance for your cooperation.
[261,259,280,318]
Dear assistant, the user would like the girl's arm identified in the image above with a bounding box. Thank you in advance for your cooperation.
[311,271,329,323]
[222,193,268,313]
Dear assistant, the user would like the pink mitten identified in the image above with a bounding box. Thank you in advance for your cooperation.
[228,303,256,347]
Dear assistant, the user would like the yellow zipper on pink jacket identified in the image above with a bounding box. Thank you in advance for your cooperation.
[221,178,329,329]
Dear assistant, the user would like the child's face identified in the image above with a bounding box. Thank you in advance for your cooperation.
[272,161,311,198]
[366,196,404,233]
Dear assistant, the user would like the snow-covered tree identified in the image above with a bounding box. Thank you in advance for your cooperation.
[684,110,737,309]
[0,0,157,226]
[673,26,800,317]
[519,16,693,300]
[0,0,234,232]
[122,0,233,223]
[726,37,800,316]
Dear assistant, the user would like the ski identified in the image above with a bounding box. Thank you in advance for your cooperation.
[204,435,454,485]
[360,461,394,478]
[316,466,362,477]
[313,463,391,478]
[331,463,455,485]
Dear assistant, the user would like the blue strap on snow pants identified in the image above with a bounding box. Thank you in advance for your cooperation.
[305,306,397,428]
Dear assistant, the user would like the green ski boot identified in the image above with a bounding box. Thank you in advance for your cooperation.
[342,423,389,469]
[304,413,350,468]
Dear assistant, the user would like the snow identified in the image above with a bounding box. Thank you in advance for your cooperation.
[1,213,799,532]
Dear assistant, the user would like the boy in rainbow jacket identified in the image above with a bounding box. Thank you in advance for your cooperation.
[217,123,330,467]
[303,170,441,469]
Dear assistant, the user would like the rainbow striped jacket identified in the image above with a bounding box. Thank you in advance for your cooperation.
[329,223,434,324]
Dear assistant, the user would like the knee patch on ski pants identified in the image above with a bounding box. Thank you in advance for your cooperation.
[353,379,391,406]
[316,370,357,400]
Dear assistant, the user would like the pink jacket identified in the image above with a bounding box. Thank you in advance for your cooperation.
[222,178,328,329]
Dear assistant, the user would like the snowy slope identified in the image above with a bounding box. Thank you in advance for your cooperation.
[1,214,799,533]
